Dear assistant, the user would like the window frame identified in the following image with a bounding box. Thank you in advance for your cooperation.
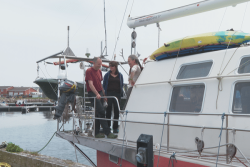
[229,80,250,114]
[176,60,214,80]
[168,82,207,113]
[236,55,250,75]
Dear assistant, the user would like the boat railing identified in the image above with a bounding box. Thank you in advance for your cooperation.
[57,96,250,149]
[55,95,250,165]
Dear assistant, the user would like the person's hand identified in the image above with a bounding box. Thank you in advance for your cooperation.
[104,97,108,102]
[96,94,101,99]
[131,81,135,86]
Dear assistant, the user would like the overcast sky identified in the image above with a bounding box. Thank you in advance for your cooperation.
[1,0,250,87]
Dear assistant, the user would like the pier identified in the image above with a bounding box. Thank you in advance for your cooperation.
[0,103,55,112]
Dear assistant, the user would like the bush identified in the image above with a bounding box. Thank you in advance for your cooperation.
[6,143,23,153]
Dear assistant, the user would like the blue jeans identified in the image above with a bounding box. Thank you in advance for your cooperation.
[88,91,110,136]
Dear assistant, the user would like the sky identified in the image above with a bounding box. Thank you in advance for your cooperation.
[1,0,250,87]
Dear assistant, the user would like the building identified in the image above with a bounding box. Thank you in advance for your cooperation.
[0,86,14,97]
[7,87,37,96]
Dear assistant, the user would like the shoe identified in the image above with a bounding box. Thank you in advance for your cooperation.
[95,133,105,138]
[107,133,117,139]
[113,129,119,133]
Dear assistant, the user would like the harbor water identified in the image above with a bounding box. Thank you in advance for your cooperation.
[0,111,96,166]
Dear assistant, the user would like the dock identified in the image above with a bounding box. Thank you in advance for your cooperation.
[0,103,55,112]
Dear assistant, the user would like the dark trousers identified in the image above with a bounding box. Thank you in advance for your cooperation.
[123,87,133,110]
[88,91,110,136]
[106,91,121,130]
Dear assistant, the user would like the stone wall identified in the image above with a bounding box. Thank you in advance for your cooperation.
[0,149,88,167]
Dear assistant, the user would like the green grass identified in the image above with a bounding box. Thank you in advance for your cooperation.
[6,143,23,153]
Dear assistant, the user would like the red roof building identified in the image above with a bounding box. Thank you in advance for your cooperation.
[7,87,37,96]
[0,86,14,97]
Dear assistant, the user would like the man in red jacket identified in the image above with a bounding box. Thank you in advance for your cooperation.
[85,57,117,139]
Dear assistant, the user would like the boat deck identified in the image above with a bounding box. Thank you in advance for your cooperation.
[56,130,249,167]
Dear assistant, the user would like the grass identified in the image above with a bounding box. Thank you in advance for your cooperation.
[23,150,40,156]
[6,143,23,153]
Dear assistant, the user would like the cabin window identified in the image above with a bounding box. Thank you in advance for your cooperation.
[238,57,250,74]
[232,82,250,114]
[170,84,205,112]
[177,62,212,79]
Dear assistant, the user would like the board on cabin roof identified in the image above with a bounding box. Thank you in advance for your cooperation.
[150,31,250,61]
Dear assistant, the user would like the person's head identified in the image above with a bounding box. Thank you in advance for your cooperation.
[109,61,118,74]
[92,57,102,70]
[128,55,138,68]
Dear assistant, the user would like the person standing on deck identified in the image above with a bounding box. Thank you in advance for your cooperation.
[85,57,117,139]
[103,61,124,133]
[124,55,142,109]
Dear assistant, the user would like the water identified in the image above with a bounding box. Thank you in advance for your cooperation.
[0,112,96,166]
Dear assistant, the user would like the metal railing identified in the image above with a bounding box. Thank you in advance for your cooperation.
[57,95,250,165]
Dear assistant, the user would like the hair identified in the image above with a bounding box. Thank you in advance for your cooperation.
[93,57,101,63]
[128,55,143,75]
[109,61,119,75]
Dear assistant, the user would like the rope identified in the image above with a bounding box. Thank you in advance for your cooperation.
[74,143,78,163]
[216,32,237,109]
[169,37,187,82]
[220,47,240,75]
[218,7,227,31]
[240,2,249,31]
[216,113,225,167]
[227,57,250,75]
[235,156,248,167]
[36,123,64,153]
[112,0,130,60]
[119,110,128,167]
[157,112,167,167]
[168,152,177,167]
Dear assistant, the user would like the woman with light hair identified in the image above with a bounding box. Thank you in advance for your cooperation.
[124,55,142,109]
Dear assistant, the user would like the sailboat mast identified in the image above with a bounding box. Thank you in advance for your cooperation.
[104,0,107,56]
[67,26,69,47]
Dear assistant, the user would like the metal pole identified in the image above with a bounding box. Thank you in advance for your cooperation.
[226,115,229,164]
[167,113,170,151]
[57,58,61,132]
[94,98,96,137]
[83,62,86,133]
[103,0,107,56]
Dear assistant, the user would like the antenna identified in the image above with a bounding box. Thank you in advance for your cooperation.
[67,26,70,47]
[103,0,107,56]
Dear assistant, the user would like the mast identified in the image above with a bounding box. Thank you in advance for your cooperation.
[104,0,107,56]
[127,0,250,29]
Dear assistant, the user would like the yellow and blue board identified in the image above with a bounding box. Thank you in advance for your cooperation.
[150,31,250,60]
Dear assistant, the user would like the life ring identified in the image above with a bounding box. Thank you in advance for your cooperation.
[0,162,11,167]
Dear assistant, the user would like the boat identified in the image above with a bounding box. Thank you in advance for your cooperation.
[34,0,250,167]
[0,101,8,107]
[150,31,250,60]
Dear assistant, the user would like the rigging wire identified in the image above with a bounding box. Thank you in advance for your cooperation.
[39,67,58,96]
[71,1,99,39]
[112,0,130,60]
[240,2,249,31]
[129,0,135,16]
[44,61,53,78]
[169,36,188,82]
[218,7,227,31]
